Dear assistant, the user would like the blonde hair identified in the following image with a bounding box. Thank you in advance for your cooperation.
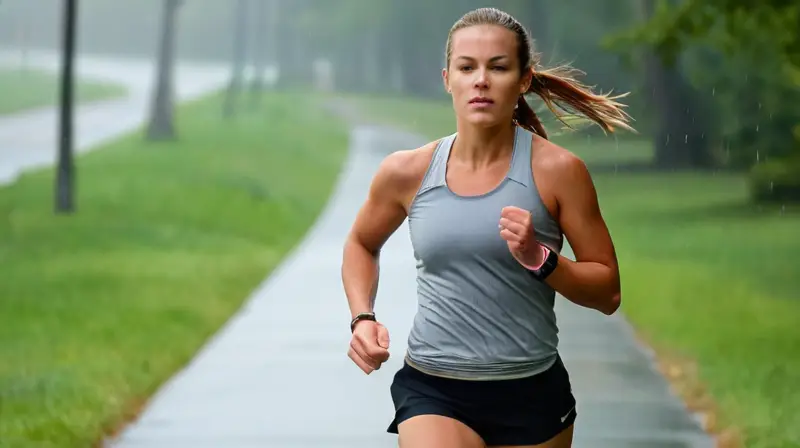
[445,7,635,138]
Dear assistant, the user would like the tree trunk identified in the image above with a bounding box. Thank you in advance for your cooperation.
[146,0,181,141]
[223,0,249,118]
[249,0,267,108]
[55,0,78,214]
[639,0,714,169]
[275,0,311,88]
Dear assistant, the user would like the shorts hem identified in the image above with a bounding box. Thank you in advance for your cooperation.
[481,410,577,446]
[386,408,462,434]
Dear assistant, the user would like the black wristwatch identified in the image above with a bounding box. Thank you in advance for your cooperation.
[526,245,559,280]
[350,312,376,333]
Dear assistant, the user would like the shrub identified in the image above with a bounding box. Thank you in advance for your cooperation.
[749,152,800,203]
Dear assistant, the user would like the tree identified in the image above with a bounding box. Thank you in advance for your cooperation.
[55,0,77,214]
[633,0,715,169]
[609,0,799,73]
[608,0,800,200]
[146,0,183,141]
[248,0,268,108]
[223,0,249,118]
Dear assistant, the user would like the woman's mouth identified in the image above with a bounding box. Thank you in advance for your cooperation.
[469,96,494,107]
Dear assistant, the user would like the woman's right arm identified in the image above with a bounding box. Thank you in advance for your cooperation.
[341,151,415,319]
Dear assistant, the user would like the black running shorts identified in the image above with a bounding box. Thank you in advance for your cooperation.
[387,355,577,446]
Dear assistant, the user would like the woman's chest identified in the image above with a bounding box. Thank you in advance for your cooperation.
[409,187,539,265]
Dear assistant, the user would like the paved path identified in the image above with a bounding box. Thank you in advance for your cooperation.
[107,125,714,448]
[0,49,229,185]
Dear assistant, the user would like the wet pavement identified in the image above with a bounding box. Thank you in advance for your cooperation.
[0,48,228,185]
[107,125,715,447]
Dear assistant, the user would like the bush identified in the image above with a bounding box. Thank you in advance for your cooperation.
[749,152,800,203]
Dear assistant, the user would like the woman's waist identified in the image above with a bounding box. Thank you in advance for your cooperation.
[403,348,558,381]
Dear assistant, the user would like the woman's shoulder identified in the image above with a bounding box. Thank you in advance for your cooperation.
[369,139,442,204]
[530,133,589,177]
[376,139,441,185]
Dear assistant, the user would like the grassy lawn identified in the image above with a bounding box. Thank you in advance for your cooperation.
[0,68,127,115]
[349,94,800,448]
[0,90,349,447]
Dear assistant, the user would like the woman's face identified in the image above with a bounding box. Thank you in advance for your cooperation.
[444,24,532,128]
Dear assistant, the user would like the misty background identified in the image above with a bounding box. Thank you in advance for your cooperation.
[0,1,797,448]
[3,0,796,174]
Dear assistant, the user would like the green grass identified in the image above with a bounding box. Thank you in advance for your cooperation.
[596,172,799,448]
[0,90,349,447]
[0,68,127,115]
[349,94,800,448]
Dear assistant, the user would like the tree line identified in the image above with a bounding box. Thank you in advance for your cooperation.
[2,0,795,211]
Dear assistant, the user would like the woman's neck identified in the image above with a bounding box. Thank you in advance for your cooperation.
[450,121,516,169]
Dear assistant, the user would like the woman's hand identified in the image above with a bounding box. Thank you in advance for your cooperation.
[348,320,391,375]
[499,206,546,269]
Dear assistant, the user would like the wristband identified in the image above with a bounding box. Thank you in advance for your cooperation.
[521,244,559,280]
[517,244,549,271]
[350,312,376,333]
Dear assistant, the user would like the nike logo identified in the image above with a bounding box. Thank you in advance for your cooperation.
[560,405,575,422]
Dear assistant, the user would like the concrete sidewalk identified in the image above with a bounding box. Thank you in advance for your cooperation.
[0,49,228,185]
[107,125,714,448]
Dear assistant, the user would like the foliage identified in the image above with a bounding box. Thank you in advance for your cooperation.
[604,0,799,182]
[749,152,800,203]
[607,1,799,71]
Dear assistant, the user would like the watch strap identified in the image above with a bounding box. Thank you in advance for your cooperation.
[350,312,376,333]
[524,244,558,280]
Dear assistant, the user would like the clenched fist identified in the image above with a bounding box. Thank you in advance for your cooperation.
[348,320,391,375]
[498,206,546,269]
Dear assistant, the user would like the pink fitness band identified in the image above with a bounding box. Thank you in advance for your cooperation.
[517,243,550,271]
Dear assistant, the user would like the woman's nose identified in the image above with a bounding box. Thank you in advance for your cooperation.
[473,69,489,89]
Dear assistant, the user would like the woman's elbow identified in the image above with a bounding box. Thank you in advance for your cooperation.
[600,290,621,315]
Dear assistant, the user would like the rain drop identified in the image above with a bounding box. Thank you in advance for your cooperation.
[756,125,760,132]
[684,134,688,144]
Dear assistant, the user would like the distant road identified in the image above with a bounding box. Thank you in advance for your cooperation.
[0,48,230,185]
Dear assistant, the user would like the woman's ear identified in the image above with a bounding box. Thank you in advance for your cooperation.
[520,68,534,94]
[442,68,451,93]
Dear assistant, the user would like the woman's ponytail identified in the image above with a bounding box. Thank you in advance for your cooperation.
[515,66,635,138]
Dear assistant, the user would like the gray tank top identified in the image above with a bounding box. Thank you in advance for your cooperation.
[404,125,563,380]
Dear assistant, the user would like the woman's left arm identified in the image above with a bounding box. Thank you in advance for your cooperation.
[545,153,621,315]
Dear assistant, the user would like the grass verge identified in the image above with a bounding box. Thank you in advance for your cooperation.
[348,93,800,448]
[0,68,127,115]
[0,90,350,447]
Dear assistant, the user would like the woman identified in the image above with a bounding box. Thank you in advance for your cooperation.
[341,7,633,448]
